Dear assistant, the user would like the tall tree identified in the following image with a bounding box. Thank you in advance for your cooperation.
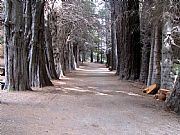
[139,0,151,83]
[44,2,58,79]
[115,0,141,80]
[109,0,117,70]
[4,0,30,91]
[161,0,176,90]
[29,0,52,87]
[166,72,180,114]
[147,0,163,86]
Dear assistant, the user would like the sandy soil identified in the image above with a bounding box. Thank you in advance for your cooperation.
[0,63,180,135]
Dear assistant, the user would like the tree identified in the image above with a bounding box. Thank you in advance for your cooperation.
[44,2,58,79]
[139,0,151,84]
[29,0,52,87]
[115,0,141,80]
[161,0,178,90]
[109,0,117,70]
[147,22,162,86]
[166,72,180,114]
[4,0,30,91]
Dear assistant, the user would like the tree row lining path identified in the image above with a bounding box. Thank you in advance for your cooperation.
[0,63,180,135]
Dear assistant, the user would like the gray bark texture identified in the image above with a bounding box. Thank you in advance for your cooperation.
[51,11,64,78]
[147,24,162,86]
[4,0,30,91]
[139,0,151,84]
[147,1,163,86]
[151,25,162,86]
[29,0,52,87]
[161,18,174,90]
[109,0,117,71]
[115,0,141,80]
[166,72,180,114]
[45,22,58,80]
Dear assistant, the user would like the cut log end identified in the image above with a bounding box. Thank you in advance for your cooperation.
[154,89,171,101]
[143,83,159,94]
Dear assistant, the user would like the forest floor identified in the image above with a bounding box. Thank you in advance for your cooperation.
[0,63,180,135]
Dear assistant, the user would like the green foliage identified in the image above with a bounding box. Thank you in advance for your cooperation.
[173,63,180,75]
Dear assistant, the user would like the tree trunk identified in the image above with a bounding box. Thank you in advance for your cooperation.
[118,0,126,79]
[147,27,155,86]
[97,44,100,63]
[100,50,103,64]
[166,72,180,114]
[106,50,110,68]
[151,24,162,86]
[4,0,30,91]
[82,51,86,62]
[147,24,162,86]
[139,0,151,83]
[29,0,52,87]
[105,1,111,69]
[70,44,76,70]
[128,0,141,80]
[51,11,64,78]
[161,18,174,90]
[24,0,32,90]
[110,0,117,70]
[45,15,58,79]
[90,49,93,62]
[117,0,141,80]
[73,44,80,68]
[115,0,121,75]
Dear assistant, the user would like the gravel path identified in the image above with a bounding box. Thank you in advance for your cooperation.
[0,63,180,135]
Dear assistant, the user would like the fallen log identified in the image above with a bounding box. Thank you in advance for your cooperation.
[154,89,171,101]
[143,83,159,94]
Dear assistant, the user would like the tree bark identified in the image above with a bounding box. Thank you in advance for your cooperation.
[115,0,122,75]
[128,0,141,80]
[166,72,180,114]
[90,49,93,62]
[73,44,80,68]
[161,18,174,90]
[29,0,52,87]
[4,0,30,91]
[147,26,155,86]
[139,0,151,83]
[116,0,141,80]
[110,0,117,70]
[51,11,64,78]
[151,24,162,86]
[118,0,126,79]
[45,21,58,79]
[97,43,100,63]
[24,0,32,90]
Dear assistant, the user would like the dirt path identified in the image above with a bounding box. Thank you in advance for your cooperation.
[0,63,180,135]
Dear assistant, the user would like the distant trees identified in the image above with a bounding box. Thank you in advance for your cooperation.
[50,0,99,73]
